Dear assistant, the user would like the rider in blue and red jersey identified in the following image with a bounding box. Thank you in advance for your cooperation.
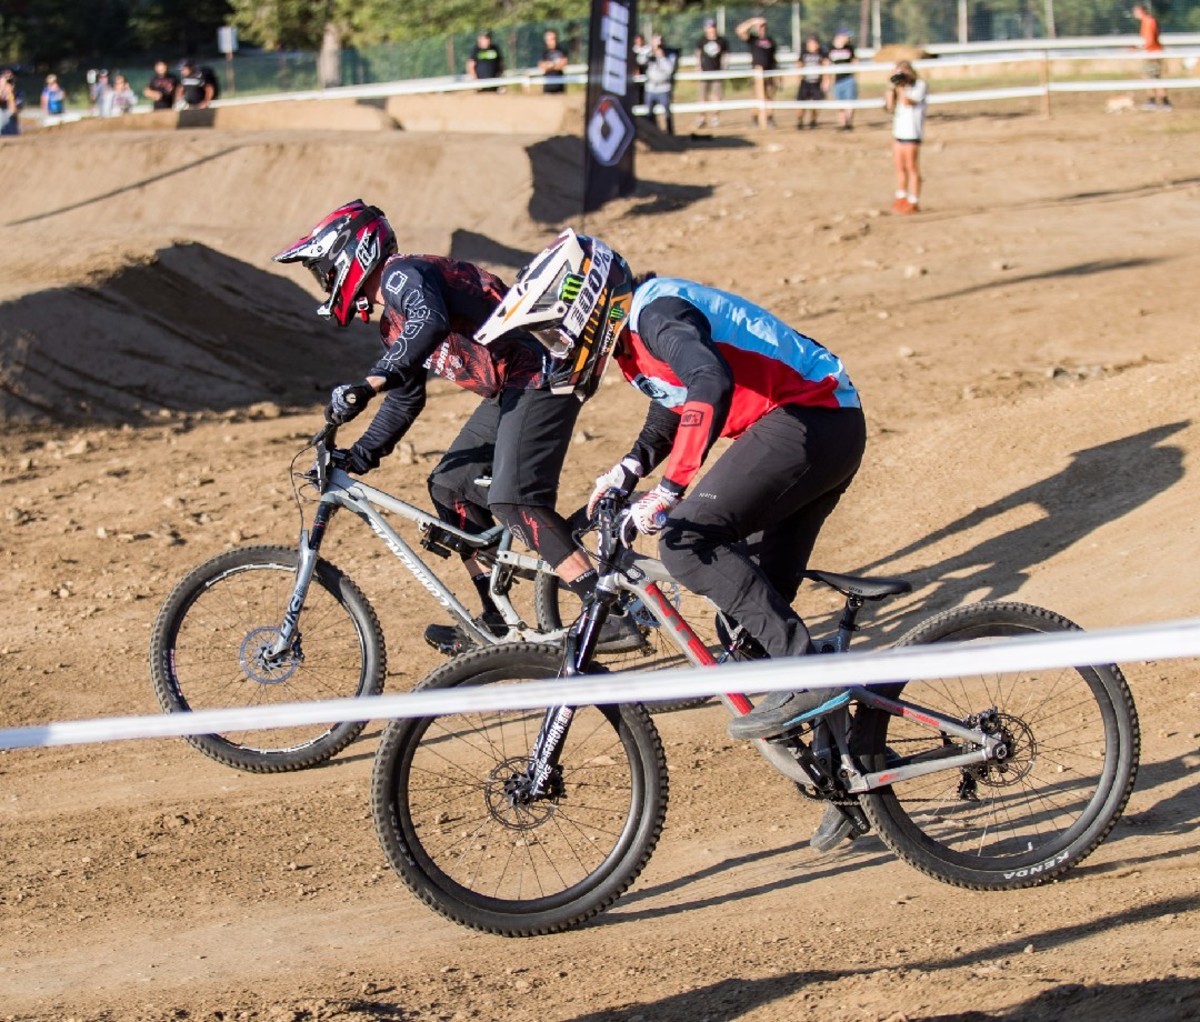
[474,230,867,740]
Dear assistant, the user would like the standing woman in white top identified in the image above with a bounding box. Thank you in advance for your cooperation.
[885,60,927,214]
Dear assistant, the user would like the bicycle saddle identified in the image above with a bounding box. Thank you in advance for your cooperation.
[805,570,913,600]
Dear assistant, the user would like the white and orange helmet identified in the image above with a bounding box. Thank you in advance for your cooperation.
[474,229,634,396]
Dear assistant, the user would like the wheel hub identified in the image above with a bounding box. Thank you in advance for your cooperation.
[238,626,301,684]
[965,710,1038,790]
[484,758,562,828]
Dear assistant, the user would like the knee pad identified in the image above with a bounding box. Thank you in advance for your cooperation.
[429,476,493,534]
[491,503,575,568]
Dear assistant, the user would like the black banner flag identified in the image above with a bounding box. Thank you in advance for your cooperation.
[583,0,638,213]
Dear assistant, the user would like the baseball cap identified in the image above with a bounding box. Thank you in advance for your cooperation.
[835,26,852,36]
[704,17,716,27]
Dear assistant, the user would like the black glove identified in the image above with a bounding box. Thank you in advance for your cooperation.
[330,444,379,475]
[325,381,375,425]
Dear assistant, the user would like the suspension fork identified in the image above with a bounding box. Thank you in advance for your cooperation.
[267,501,338,659]
[523,577,624,798]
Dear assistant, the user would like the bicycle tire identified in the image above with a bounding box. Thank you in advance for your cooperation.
[533,570,716,712]
[150,545,387,773]
[371,642,668,936]
[857,601,1139,890]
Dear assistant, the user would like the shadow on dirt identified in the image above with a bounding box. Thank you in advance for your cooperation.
[856,422,1189,636]
[3,147,247,228]
[526,135,715,223]
[600,837,893,927]
[558,894,1199,1020]
[921,977,1200,1021]
[448,230,535,275]
[927,256,1168,303]
[0,242,377,425]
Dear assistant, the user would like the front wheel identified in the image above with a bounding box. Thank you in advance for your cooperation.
[150,545,387,772]
[857,601,1139,890]
[371,643,669,936]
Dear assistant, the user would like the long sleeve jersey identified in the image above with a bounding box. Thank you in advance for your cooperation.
[350,255,546,467]
[613,277,860,494]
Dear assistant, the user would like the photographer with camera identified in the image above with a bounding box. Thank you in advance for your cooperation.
[885,60,927,214]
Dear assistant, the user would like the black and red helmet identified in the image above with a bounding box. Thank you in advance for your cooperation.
[274,199,397,326]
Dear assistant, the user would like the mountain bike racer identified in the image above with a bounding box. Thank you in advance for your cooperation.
[473,230,868,811]
[273,200,641,652]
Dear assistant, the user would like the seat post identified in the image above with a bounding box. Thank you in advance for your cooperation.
[833,595,865,651]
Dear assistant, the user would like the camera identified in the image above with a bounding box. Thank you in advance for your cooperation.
[890,72,911,85]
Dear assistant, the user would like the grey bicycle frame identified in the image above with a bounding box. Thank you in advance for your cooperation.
[602,550,1004,791]
[268,465,565,658]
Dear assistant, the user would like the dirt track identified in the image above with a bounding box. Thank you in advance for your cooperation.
[1,92,1199,1021]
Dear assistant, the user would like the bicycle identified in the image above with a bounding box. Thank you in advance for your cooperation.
[149,426,714,772]
[370,491,1141,936]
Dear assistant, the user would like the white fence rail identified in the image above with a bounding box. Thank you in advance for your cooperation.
[3,617,1198,751]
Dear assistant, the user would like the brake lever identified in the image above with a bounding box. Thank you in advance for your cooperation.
[307,423,339,491]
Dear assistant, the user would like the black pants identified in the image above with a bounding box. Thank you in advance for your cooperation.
[659,404,867,658]
[427,387,582,567]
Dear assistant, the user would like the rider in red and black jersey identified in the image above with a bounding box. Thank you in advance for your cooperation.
[274,201,642,652]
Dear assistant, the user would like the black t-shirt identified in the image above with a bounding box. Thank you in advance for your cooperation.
[470,45,503,79]
[541,46,567,93]
[696,35,729,72]
[179,71,207,106]
[799,48,826,81]
[747,32,777,72]
[147,73,178,109]
[827,42,856,79]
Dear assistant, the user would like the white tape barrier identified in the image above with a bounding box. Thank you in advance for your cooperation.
[199,41,1200,112]
[2,617,1198,751]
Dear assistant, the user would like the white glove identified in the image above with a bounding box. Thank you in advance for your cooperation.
[587,457,643,519]
[629,485,681,536]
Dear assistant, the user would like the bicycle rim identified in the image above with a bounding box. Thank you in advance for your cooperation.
[372,643,668,935]
[859,601,1139,888]
[151,546,385,771]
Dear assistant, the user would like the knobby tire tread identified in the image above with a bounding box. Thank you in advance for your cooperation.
[150,545,387,773]
[371,642,669,936]
[857,601,1139,890]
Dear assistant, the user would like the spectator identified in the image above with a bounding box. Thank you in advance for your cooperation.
[538,29,569,94]
[885,60,927,214]
[466,31,505,91]
[632,34,652,107]
[643,35,678,135]
[89,69,114,117]
[110,73,137,115]
[40,73,68,120]
[736,16,778,129]
[1132,4,1170,110]
[795,34,827,129]
[179,60,214,109]
[694,18,729,129]
[827,28,858,130]
[0,68,24,136]
[143,60,179,110]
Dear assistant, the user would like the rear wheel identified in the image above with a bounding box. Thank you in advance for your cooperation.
[371,643,668,936]
[150,545,386,772]
[858,601,1139,889]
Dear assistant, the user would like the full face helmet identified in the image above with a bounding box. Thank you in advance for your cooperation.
[474,229,634,397]
[274,199,397,326]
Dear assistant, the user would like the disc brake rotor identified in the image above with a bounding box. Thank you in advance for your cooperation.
[238,626,301,685]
